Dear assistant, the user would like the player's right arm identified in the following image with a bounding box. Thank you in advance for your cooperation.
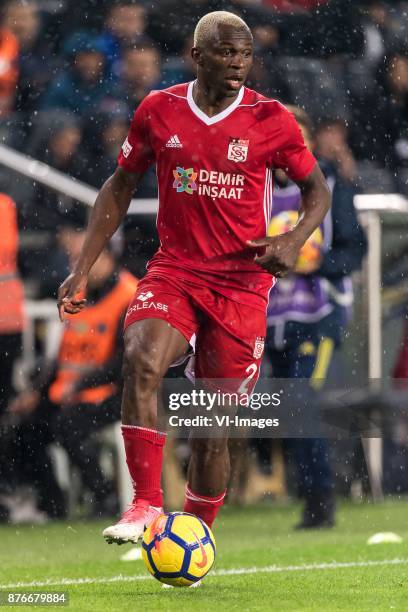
[58,96,155,321]
[57,168,143,321]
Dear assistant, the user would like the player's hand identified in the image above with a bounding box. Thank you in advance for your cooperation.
[247,233,303,277]
[57,272,88,321]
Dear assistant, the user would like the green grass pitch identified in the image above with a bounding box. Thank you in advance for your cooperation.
[0,500,407,611]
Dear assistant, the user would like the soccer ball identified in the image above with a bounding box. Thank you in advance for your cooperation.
[267,210,323,273]
[142,512,216,587]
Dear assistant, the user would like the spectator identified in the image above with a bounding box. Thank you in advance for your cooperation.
[264,106,367,528]
[98,1,148,80]
[2,0,40,47]
[377,54,408,184]
[36,204,89,298]
[3,0,54,115]
[246,23,291,99]
[8,230,138,519]
[17,113,87,291]
[350,52,408,191]
[40,31,112,114]
[80,104,162,196]
[0,193,25,417]
[21,113,84,233]
[0,19,19,118]
[82,109,130,188]
[0,192,25,522]
[314,119,358,184]
[105,1,146,42]
[161,36,195,88]
[117,43,162,109]
[361,0,408,57]
[360,1,391,65]
[252,23,280,55]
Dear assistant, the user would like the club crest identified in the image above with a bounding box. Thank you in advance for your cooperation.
[253,337,265,359]
[228,137,249,163]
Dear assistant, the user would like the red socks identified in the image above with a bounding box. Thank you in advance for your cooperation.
[122,425,225,525]
[122,425,166,508]
[184,486,226,528]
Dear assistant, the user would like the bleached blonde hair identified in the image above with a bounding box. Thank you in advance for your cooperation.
[193,11,251,47]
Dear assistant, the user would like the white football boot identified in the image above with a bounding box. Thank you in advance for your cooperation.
[103,499,162,545]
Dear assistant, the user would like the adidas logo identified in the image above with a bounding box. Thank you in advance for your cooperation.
[166,134,183,148]
[137,291,154,302]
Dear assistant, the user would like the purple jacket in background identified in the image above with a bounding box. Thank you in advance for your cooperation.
[267,180,336,326]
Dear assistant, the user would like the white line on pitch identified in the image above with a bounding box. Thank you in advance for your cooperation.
[1,558,407,589]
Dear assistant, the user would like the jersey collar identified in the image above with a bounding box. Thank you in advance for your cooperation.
[187,80,244,126]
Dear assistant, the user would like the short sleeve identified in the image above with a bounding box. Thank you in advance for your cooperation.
[272,108,316,182]
[118,97,155,174]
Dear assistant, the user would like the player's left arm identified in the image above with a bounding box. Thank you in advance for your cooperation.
[294,163,332,252]
[248,164,330,276]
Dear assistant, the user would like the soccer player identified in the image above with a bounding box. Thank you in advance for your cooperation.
[58,11,331,544]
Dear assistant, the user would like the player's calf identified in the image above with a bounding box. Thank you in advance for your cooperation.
[184,436,229,527]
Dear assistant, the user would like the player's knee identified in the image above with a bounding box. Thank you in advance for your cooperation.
[122,337,161,393]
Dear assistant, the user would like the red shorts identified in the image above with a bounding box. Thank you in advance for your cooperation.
[124,273,266,392]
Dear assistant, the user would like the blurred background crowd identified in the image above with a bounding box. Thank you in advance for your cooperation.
[0,0,408,284]
[0,0,408,525]
[0,0,407,288]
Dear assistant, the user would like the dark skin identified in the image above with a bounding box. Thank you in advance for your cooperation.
[191,23,254,109]
[58,21,330,498]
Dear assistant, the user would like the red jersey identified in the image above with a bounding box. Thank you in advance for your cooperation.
[118,82,316,311]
